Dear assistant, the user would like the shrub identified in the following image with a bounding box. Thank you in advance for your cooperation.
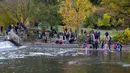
[77,34,89,45]
[113,28,130,44]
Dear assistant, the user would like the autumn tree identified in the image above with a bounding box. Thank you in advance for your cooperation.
[101,0,130,17]
[101,0,130,26]
[59,0,96,27]
[0,0,32,24]
[0,10,15,28]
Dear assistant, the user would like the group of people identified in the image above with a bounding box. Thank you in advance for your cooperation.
[83,30,101,49]
[114,42,122,51]
[83,30,122,51]
[3,22,123,51]
[36,25,76,44]
[56,28,76,44]
[5,22,27,35]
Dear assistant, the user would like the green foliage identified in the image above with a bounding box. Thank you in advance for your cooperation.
[111,18,118,26]
[0,0,129,30]
[30,0,61,27]
[0,0,62,29]
[118,18,124,25]
[77,35,89,45]
[85,13,98,28]
[111,18,124,26]
[113,28,130,44]
[97,13,124,27]
[97,19,103,26]
[97,14,111,27]
[101,0,130,26]
[90,0,102,5]
[0,0,33,24]
[33,0,59,5]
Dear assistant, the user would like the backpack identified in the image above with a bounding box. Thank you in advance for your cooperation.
[107,36,111,42]
[109,36,112,41]
[117,45,121,51]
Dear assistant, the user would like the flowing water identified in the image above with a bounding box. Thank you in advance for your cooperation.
[0,46,130,73]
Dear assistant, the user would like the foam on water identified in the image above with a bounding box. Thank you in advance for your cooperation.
[26,52,54,56]
[0,41,17,51]
[122,64,130,67]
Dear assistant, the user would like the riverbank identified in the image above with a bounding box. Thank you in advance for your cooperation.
[24,42,130,50]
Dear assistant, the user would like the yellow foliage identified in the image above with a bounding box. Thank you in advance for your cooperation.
[59,0,96,27]
[0,0,30,24]
[125,28,130,39]
[101,0,130,18]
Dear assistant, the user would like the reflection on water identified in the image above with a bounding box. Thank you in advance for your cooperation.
[0,47,130,73]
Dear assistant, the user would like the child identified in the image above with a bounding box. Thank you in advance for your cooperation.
[83,40,88,56]
[116,42,122,51]
[114,43,117,50]
[83,40,88,48]
[59,40,63,44]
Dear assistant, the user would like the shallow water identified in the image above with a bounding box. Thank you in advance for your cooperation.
[0,47,130,73]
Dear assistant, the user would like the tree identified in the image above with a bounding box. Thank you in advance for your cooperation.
[85,13,100,28]
[0,0,61,28]
[101,0,130,17]
[0,0,32,24]
[0,10,15,28]
[101,0,130,26]
[59,0,96,27]
[30,0,62,28]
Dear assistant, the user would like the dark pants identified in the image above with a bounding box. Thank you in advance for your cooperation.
[69,38,74,44]
[45,38,47,43]
[92,40,98,49]
[108,42,111,49]
[95,41,98,49]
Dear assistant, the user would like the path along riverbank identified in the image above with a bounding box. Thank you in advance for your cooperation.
[24,42,130,50]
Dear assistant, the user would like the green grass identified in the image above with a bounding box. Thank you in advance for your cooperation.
[79,28,124,37]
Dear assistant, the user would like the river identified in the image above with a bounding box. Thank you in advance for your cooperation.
[0,46,130,73]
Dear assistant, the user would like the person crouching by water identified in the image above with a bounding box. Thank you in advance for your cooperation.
[83,40,88,48]
[114,42,122,51]
[59,39,63,45]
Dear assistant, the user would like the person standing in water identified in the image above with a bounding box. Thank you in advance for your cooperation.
[105,32,112,50]
[82,40,88,55]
